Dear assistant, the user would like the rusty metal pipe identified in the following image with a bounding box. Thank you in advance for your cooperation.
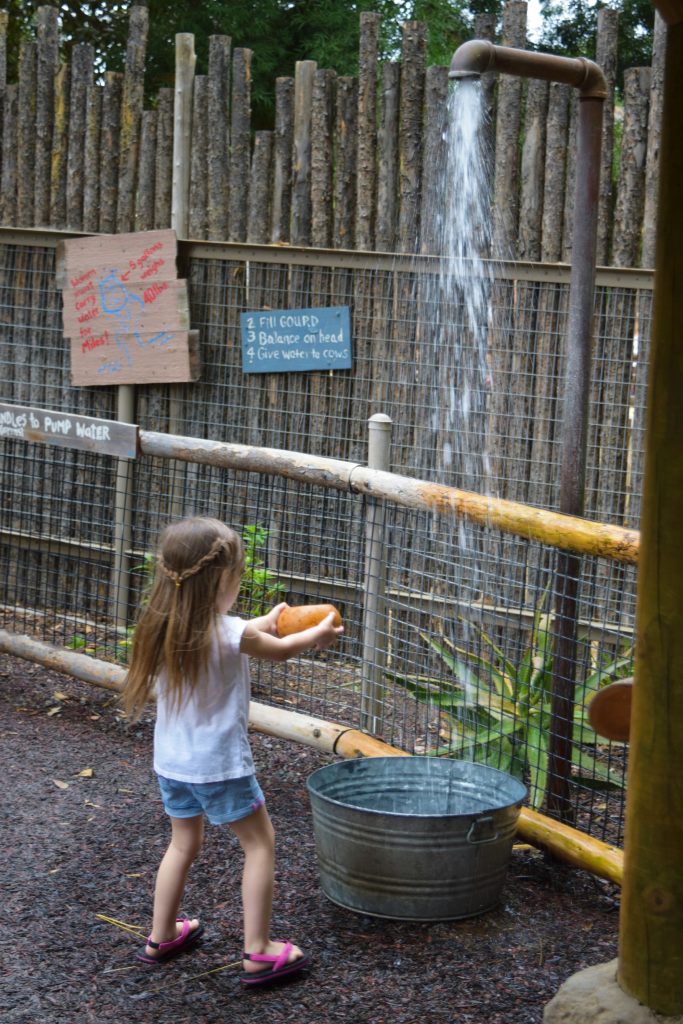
[449,39,606,819]
[449,39,607,98]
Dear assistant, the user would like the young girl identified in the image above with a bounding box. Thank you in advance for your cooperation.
[123,516,343,986]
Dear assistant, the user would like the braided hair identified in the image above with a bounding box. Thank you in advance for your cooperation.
[123,517,243,719]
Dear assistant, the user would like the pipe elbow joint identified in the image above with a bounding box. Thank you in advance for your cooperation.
[449,39,495,80]
[576,57,608,99]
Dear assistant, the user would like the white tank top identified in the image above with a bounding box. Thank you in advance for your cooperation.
[153,615,255,784]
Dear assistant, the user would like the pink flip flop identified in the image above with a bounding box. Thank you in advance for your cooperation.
[136,915,204,965]
[240,941,310,987]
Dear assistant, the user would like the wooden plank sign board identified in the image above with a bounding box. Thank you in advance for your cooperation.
[240,306,352,373]
[56,229,199,386]
[0,402,138,459]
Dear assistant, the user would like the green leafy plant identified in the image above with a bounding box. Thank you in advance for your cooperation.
[239,524,283,618]
[387,602,631,809]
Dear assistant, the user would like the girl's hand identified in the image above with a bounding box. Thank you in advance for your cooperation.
[311,612,344,650]
[260,602,288,636]
[241,609,342,663]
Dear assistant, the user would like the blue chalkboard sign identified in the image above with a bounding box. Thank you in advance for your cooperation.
[240,306,352,374]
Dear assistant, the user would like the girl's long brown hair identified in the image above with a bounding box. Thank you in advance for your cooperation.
[122,517,243,720]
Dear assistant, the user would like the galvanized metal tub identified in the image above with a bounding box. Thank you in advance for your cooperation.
[307,756,527,921]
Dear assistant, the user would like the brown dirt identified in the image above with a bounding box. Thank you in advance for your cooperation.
[1,652,620,1024]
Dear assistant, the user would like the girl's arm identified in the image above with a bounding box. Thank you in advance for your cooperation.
[240,611,343,662]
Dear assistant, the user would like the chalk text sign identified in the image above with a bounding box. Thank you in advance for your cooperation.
[56,229,199,386]
[0,403,138,459]
[240,306,352,373]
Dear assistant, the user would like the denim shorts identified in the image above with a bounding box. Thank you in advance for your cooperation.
[156,773,265,825]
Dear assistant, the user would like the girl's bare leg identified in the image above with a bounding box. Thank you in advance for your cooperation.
[230,804,303,972]
[146,814,204,956]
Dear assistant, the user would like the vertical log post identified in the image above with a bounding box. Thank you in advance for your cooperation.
[270,77,294,244]
[98,72,122,233]
[207,36,231,242]
[228,48,252,243]
[1,83,18,226]
[561,93,578,261]
[0,10,6,163]
[135,108,157,231]
[247,131,273,245]
[419,65,449,256]
[188,75,208,239]
[491,0,527,258]
[361,413,392,734]
[172,33,195,239]
[541,84,570,262]
[375,62,399,253]
[642,11,666,271]
[17,42,37,227]
[356,11,379,252]
[49,63,70,229]
[310,68,335,249]
[397,21,426,255]
[154,88,174,229]
[66,44,94,231]
[116,3,148,233]
[333,76,357,251]
[630,11,667,529]
[83,84,103,233]
[291,60,316,247]
[595,7,619,266]
[618,16,683,1015]
[517,80,548,262]
[34,6,59,228]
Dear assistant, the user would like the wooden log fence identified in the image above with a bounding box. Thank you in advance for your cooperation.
[0,3,663,267]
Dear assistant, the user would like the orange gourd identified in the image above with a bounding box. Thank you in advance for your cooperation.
[276,603,342,637]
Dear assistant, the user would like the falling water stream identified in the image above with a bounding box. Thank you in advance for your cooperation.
[427,79,496,732]
[437,79,494,492]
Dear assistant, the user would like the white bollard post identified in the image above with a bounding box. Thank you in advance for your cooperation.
[360,413,392,734]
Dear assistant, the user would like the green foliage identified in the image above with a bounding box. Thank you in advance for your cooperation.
[239,524,283,618]
[388,600,631,808]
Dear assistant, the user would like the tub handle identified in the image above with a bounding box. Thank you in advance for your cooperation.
[467,816,499,844]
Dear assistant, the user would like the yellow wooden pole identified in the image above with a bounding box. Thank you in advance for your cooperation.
[617,13,683,1014]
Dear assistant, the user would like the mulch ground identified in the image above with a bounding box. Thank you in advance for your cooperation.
[1,652,620,1024]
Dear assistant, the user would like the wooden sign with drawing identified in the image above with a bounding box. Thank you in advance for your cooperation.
[56,229,200,386]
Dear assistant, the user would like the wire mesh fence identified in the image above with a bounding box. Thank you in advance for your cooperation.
[1,429,633,845]
[0,236,652,514]
[0,231,643,843]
